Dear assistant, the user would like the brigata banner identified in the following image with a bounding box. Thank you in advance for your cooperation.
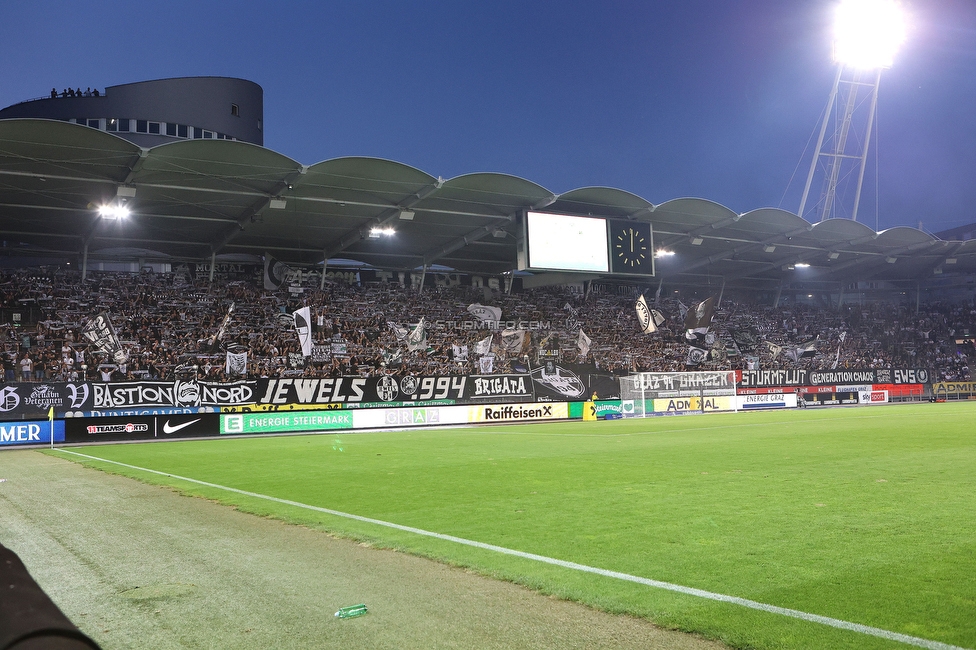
[220,411,353,435]
[464,374,534,400]
[0,420,64,446]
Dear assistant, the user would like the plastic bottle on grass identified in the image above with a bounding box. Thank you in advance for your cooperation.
[335,604,368,619]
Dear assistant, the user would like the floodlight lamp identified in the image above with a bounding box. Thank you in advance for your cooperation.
[369,227,395,238]
[97,203,129,220]
[832,0,907,69]
[654,249,674,258]
[690,237,704,246]
[795,262,811,268]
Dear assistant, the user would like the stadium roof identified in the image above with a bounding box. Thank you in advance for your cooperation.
[2,118,975,290]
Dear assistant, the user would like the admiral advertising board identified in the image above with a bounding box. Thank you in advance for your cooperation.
[63,414,219,442]
[652,396,736,414]
[0,420,64,446]
[932,382,976,397]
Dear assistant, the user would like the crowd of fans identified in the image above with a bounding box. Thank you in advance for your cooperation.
[0,267,973,383]
[50,87,100,98]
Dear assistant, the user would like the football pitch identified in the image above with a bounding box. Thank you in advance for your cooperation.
[47,402,976,649]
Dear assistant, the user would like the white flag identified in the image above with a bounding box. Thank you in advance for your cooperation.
[499,329,525,354]
[686,346,707,366]
[452,344,468,361]
[80,312,128,365]
[635,294,657,334]
[407,317,427,351]
[577,329,592,358]
[388,321,408,341]
[765,341,783,360]
[479,354,494,374]
[225,350,248,376]
[474,334,493,355]
[467,303,502,323]
[293,306,313,357]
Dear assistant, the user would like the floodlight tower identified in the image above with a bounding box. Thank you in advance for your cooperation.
[798,0,907,223]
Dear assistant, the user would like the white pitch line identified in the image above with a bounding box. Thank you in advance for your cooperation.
[55,449,970,650]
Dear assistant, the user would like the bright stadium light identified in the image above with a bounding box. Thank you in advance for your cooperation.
[98,203,130,220]
[369,227,395,238]
[833,0,907,69]
[654,249,674,258]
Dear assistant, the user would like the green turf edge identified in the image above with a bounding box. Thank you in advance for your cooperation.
[43,442,930,650]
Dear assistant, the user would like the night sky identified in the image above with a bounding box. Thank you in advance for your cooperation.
[3,0,975,234]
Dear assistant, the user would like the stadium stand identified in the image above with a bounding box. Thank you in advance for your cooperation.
[1,268,971,383]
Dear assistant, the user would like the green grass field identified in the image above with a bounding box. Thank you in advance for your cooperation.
[53,402,976,650]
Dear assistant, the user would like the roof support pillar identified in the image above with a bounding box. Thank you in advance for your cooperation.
[320,256,328,290]
[655,276,664,303]
[773,281,783,309]
[417,265,426,294]
[717,278,726,308]
[837,282,845,309]
[81,242,88,281]
[209,252,216,284]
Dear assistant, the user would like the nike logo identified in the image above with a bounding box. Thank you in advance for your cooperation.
[162,419,201,434]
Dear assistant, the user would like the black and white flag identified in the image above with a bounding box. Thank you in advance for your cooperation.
[293,306,313,357]
[635,294,665,334]
[225,350,248,376]
[407,318,427,351]
[683,296,716,345]
[81,312,128,364]
[263,254,290,290]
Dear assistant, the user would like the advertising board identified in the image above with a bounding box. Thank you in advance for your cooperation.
[466,402,569,423]
[63,414,219,442]
[0,420,64,446]
[736,393,798,409]
[220,411,353,435]
[651,396,735,414]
